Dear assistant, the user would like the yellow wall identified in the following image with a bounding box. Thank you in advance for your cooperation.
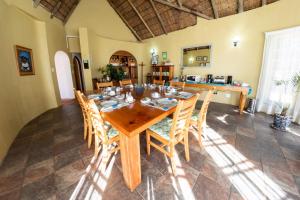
[65,0,146,84]
[143,0,300,105]
[0,0,67,163]
[88,31,145,83]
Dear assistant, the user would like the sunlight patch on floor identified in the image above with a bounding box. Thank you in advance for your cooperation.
[216,114,229,125]
[69,152,116,200]
[201,126,290,200]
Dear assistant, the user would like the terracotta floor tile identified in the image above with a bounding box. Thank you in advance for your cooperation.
[193,174,230,200]
[20,174,56,200]
[23,159,54,186]
[54,160,85,191]
[0,101,299,200]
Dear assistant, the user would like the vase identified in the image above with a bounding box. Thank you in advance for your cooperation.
[271,114,292,131]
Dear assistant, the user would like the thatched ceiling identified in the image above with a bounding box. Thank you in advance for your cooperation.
[108,0,279,41]
[33,0,79,23]
[34,0,279,40]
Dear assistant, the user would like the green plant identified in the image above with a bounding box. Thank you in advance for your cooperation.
[292,72,300,91]
[100,64,126,81]
[274,72,300,116]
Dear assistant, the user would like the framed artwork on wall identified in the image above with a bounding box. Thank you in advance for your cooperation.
[196,56,202,61]
[15,45,35,76]
[162,52,168,60]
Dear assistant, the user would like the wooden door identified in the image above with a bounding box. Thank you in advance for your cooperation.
[73,56,84,91]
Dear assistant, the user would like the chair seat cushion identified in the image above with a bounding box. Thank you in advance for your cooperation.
[191,110,200,121]
[107,127,119,138]
[149,117,173,141]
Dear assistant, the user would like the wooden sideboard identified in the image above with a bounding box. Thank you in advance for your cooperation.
[185,82,250,114]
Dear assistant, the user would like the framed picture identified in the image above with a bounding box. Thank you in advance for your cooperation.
[162,52,168,61]
[15,45,35,76]
[196,56,202,61]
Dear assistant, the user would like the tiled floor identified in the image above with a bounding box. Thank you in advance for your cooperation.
[0,101,300,200]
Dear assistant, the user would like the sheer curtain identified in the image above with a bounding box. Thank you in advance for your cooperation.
[256,26,300,124]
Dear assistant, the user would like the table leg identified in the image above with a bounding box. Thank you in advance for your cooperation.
[119,133,141,191]
[239,92,247,114]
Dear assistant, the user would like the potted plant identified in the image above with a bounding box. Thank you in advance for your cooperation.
[98,66,110,81]
[272,72,300,131]
[98,64,127,82]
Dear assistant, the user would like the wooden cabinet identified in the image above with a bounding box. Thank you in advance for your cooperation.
[151,65,174,84]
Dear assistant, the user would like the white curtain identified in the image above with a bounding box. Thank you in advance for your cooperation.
[256,26,300,124]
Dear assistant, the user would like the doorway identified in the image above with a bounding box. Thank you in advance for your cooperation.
[54,51,74,99]
[73,56,84,91]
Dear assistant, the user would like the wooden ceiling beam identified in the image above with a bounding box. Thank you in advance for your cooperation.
[210,0,219,18]
[50,1,62,18]
[176,0,182,8]
[238,0,244,13]
[33,0,42,8]
[63,0,79,24]
[153,0,213,20]
[128,0,155,38]
[107,0,142,41]
[262,0,267,6]
[149,0,167,35]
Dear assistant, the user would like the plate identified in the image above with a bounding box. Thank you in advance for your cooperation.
[157,98,177,105]
[141,97,151,104]
[100,100,118,108]
[88,94,103,100]
[116,94,125,100]
[165,92,172,96]
[151,92,161,99]
[179,91,192,96]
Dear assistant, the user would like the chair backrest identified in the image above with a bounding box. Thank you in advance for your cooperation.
[153,79,165,85]
[75,91,90,120]
[75,90,87,112]
[96,82,113,91]
[170,81,185,89]
[119,79,132,87]
[87,99,109,142]
[198,89,214,122]
[170,93,200,142]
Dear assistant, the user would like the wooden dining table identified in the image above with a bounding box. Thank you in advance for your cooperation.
[92,86,201,191]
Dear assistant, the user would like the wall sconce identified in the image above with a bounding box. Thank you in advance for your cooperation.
[232,36,241,47]
[233,41,239,47]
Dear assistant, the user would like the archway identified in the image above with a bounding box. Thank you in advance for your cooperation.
[73,56,84,91]
[54,51,74,99]
[109,50,138,83]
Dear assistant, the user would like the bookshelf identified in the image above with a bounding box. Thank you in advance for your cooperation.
[151,65,174,84]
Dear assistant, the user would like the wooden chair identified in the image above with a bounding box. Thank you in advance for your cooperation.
[190,89,215,147]
[74,90,94,148]
[87,99,120,157]
[153,79,165,85]
[170,81,185,89]
[146,94,200,175]
[96,81,113,91]
[119,79,132,87]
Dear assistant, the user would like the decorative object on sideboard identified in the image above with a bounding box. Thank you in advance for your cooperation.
[213,76,226,84]
[207,74,213,83]
[227,76,233,84]
[15,45,35,76]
